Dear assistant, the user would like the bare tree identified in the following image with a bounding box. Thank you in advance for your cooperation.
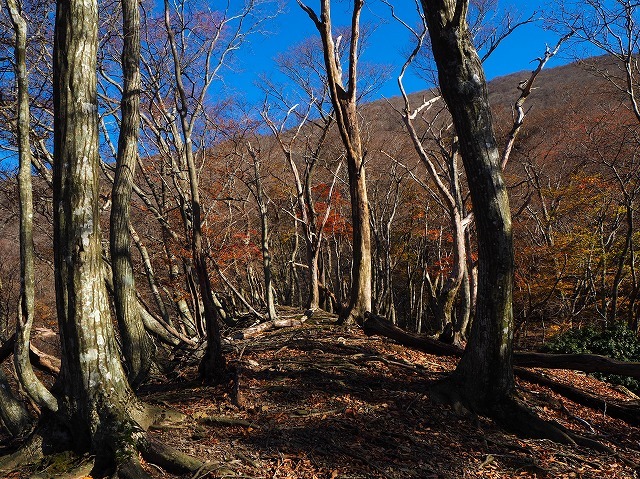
[246,142,278,321]
[5,0,58,411]
[417,0,597,444]
[551,0,640,330]
[109,0,154,388]
[299,0,372,324]
[261,96,340,312]
[52,0,151,467]
[0,0,204,473]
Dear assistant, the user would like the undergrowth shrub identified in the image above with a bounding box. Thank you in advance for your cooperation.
[544,322,640,393]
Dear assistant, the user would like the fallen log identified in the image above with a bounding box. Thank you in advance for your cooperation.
[514,351,640,381]
[363,312,640,380]
[28,344,61,376]
[0,334,60,376]
[232,317,307,340]
[362,312,463,357]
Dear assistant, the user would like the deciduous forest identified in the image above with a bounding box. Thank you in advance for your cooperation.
[0,0,639,477]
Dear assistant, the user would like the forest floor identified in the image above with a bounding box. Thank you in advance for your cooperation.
[4,308,640,478]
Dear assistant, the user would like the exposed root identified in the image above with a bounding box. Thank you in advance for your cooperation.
[0,407,203,479]
[0,430,47,473]
[336,308,363,327]
[30,453,94,479]
[140,403,187,431]
[429,376,611,452]
[490,396,577,445]
[116,455,152,479]
[139,435,204,475]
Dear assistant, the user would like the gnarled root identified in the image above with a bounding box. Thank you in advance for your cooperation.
[0,433,45,473]
[116,455,152,479]
[429,376,609,451]
[0,414,73,475]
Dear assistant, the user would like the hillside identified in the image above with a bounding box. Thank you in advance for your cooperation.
[0,54,636,342]
[1,54,640,478]
[3,310,639,478]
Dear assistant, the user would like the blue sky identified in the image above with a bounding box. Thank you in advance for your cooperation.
[229,0,569,105]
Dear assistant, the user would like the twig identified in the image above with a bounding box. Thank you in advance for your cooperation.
[560,404,596,434]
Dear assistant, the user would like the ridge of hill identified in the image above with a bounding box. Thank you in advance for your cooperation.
[5,310,639,478]
[361,54,625,134]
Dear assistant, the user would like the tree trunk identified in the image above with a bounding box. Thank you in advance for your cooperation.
[110,0,154,388]
[5,0,59,413]
[308,247,321,310]
[53,0,148,465]
[251,150,278,321]
[163,0,226,383]
[364,312,640,380]
[421,0,514,410]
[0,368,31,437]
[342,143,373,324]
[365,313,640,428]
[300,0,372,325]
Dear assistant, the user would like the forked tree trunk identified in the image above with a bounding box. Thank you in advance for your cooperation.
[299,0,372,325]
[110,0,154,388]
[421,0,514,410]
[53,0,147,463]
[5,0,58,413]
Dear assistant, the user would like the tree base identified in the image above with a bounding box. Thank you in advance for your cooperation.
[0,406,205,479]
[337,305,367,327]
[430,375,611,452]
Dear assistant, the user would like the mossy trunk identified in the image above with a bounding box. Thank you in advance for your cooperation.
[0,368,31,437]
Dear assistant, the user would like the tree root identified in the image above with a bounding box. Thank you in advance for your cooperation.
[0,443,42,474]
[116,455,152,479]
[0,409,204,479]
[429,376,612,453]
[515,367,640,426]
[30,453,94,479]
[0,429,48,473]
[138,435,203,475]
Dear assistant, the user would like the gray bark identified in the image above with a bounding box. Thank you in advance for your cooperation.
[5,0,58,413]
[0,368,31,437]
[110,0,154,388]
[248,146,278,321]
[53,0,147,460]
[299,0,372,324]
[163,0,225,382]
